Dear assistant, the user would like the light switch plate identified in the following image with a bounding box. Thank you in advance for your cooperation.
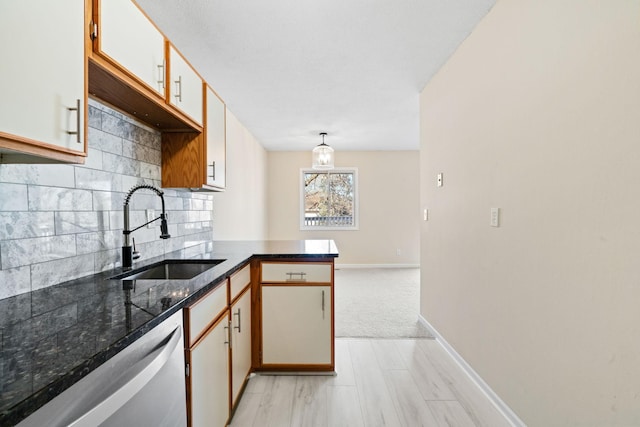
[490,208,500,227]
[437,173,443,187]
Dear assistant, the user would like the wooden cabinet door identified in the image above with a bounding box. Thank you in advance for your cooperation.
[205,86,226,190]
[262,285,332,365]
[98,0,165,96]
[188,313,230,427]
[231,288,251,406]
[0,0,85,157]
[169,46,203,125]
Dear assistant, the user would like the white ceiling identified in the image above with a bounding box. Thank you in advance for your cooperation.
[136,0,496,151]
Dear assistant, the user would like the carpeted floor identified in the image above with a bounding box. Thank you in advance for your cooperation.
[334,268,433,338]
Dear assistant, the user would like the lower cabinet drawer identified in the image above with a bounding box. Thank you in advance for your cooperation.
[261,262,332,283]
[229,264,250,301]
[185,282,227,346]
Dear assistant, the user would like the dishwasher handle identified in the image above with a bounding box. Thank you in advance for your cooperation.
[68,325,183,427]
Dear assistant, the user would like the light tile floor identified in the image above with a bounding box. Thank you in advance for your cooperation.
[229,338,512,427]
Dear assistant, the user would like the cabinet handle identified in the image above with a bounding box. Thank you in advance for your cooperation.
[66,99,81,143]
[224,322,231,347]
[286,272,307,282]
[157,60,165,90]
[322,290,325,319]
[174,75,182,103]
[234,308,241,333]
[208,162,216,180]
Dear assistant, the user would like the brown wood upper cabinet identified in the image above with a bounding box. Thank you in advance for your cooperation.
[0,0,88,164]
[161,84,227,192]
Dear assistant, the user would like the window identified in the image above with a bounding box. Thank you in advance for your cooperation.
[300,168,358,230]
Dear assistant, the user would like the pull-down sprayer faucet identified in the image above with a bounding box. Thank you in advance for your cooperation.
[122,185,170,269]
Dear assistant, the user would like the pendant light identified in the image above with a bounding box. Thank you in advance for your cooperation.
[312,132,335,169]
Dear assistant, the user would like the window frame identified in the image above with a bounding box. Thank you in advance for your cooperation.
[299,168,359,231]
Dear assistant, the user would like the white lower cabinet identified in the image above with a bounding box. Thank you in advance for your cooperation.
[262,285,332,365]
[231,288,252,406]
[186,312,230,427]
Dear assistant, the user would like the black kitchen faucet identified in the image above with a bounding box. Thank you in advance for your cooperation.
[122,184,170,269]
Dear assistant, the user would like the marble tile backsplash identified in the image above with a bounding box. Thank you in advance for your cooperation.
[0,99,215,299]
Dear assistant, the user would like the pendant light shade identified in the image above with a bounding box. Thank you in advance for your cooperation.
[312,132,334,169]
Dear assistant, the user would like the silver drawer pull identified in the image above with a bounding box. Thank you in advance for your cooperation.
[322,290,325,319]
[208,161,216,180]
[233,308,242,333]
[224,322,230,346]
[67,99,81,143]
[174,75,182,102]
[157,61,165,90]
[286,272,307,282]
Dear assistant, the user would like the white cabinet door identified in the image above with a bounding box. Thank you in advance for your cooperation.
[205,86,226,189]
[99,0,165,95]
[169,46,203,125]
[231,289,252,406]
[262,286,332,365]
[0,0,85,153]
[189,314,230,427]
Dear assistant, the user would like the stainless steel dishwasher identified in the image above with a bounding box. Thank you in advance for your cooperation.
[18,310,187,427]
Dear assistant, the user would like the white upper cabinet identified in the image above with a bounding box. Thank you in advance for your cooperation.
[205,86,226,190]
[0,0,86,162]
[169,45,203,125]
[98,0,165,95]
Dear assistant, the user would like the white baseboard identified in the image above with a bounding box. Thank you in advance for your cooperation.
[335,263,420,269]
[418,315,527,427]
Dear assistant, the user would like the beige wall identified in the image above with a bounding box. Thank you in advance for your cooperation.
[419,1,640,426]
[212,108,268,240]
[268,151,420,266]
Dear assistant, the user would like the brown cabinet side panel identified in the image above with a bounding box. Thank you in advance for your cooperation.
[161,132,204,188]
[250,259,262,370]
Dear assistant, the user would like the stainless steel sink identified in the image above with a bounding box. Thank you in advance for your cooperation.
[112,259,226,280]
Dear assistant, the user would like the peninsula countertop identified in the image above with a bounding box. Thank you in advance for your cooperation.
[0,239,339,426]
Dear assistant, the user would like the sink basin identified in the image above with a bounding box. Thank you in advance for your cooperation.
[112,259,226,281]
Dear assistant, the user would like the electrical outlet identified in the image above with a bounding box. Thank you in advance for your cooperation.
[396,249,402,256]
[146,209,155,228]
[437,173,443,187]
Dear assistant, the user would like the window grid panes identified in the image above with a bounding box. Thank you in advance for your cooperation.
[301,169,357,230]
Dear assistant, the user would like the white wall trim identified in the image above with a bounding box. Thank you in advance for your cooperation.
[335,263,420,269]
[418,315,527,427]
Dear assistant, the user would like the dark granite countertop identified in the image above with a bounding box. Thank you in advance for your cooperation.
[0,239,338,426]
